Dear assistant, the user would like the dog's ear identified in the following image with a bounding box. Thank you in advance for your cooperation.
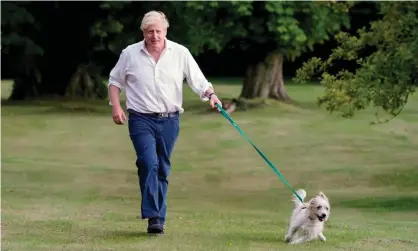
[317,192,329,201]
[308,198,316,208]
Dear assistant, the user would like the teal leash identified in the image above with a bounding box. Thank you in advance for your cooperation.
[215,103,305,204]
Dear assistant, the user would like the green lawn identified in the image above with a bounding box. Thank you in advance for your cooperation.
[2,79,418,251]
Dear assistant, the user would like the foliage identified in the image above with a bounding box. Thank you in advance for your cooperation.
[90,1,135,54]
[91,1,252,55]
[262,1,352,61]
[294,2,418,123]
[1,2,43,56]
[0,1,353,100]
[1,1,107,99]
[93,1,352,61]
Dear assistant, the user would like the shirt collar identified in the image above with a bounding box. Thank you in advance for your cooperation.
[140,38,172,52]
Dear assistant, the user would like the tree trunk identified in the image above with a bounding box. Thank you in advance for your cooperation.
[215,52,291,114]
[9,57,106,101]
[240,52,291,102]
[9,54,41,100]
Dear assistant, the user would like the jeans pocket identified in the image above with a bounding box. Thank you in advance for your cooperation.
[128,114,150,137]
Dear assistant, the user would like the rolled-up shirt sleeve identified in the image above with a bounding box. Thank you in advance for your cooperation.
[108,50,128,105]
[183,49,213,101]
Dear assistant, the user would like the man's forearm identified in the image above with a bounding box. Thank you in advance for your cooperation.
[109,85,122,107]
[204,87,215,98]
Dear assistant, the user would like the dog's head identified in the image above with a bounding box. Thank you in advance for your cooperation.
[308,192,330,222]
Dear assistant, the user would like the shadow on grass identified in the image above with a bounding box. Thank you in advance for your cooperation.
[103,230,160,240]
[369,167,418,190]
[218,230,283,245]
[44,105,109,115]
[1,99,112,116]
[183,99,320,119]
[210,77,321,86]
[338,196,418,212]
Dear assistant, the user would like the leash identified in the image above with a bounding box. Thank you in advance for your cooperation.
[215,103,305,204]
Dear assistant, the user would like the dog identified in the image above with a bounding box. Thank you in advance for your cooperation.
[284,189,330,244]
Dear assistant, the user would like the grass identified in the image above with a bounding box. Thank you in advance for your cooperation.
[1,78,418,251]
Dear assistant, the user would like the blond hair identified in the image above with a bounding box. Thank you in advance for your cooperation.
[140,11,170,31]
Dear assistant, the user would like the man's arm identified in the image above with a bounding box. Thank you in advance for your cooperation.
[203,87,215,98]
[108,50,128,107]
[183,48,216,101]
[108,49,128,124]
[109,85,122,107]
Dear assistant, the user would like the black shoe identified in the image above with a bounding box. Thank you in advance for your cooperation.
[147,217,164,234]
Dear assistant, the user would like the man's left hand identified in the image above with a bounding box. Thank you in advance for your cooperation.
[209,94,222,111]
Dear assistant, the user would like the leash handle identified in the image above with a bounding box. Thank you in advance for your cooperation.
[215,103,305,203]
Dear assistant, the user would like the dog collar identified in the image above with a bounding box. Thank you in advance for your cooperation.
[302,207,315,220]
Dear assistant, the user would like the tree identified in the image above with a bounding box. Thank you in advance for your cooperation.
[91,1,252,60]
[294,2,418,123]
[235,1,352,106]
[1,1,107,100]
[1,2,44,99]
[0,1,353,104]
[94,1,353,112]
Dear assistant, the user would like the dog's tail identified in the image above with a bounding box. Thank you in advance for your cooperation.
[292,189,306,207]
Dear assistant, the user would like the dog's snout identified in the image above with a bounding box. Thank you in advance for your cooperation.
[321,213,326,217]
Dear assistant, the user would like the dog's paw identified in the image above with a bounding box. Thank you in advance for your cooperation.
[318,233,326,241]
[284,235,292,243]
[289,238,304,245]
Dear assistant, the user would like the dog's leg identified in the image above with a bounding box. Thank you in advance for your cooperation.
[284,226,298,243]
[284,216,305,243]
[289,236,308,245]
[318,232,326,241]
[286,189,307,243]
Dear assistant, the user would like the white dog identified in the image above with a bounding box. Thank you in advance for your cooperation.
[284,189,330,244]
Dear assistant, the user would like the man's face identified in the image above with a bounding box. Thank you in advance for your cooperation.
[143,20,167,50]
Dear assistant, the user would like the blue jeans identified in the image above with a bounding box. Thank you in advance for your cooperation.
[128,111,180,226]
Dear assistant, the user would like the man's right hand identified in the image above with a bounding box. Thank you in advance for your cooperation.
[112,105,127,125]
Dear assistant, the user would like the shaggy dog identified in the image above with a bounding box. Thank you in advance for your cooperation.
[284,189,330,244]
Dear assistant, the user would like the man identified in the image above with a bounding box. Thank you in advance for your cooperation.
[107,10,222,234]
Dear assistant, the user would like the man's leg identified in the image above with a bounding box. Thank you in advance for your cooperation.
[128,113,163,233]
[156,115,180,227]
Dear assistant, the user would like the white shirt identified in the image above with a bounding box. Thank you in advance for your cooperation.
[108,39,213,114]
